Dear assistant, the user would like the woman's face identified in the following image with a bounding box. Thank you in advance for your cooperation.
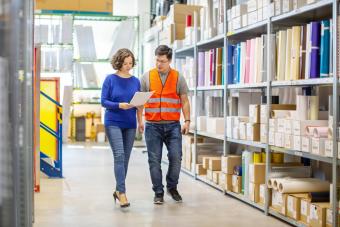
[120,56,133,73]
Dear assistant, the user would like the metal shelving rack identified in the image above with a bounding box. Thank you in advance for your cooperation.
[171,1,340,226]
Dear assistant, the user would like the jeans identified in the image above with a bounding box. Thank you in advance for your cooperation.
[145,122,182,194]
[105,126,136,193]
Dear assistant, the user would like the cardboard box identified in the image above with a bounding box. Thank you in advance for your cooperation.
[165,4,202,26]
[282,0,293,13]
[242,14,248,27]
[203,157,221,169]
[302,136,312,153]
[310,203,330,227]
[185,146,192,170]
[209,158,222,171]
[248,11,258,25]
[269,118,278,132]
[275,132,284,147]
[247,0,258,12]
[274,0,283,15]
[220,173,233,191]
[284,134,293,149]
[293,0,307,9]
[277,119,285,133]
[325,140,333,157]
[207,117,225,135]
[221,156,242,174]
[239,122,247,140]
[197,116,207,131]
[301,198,311,225]
[287,194,310,221]
[159,23,186,45]
[213,171,221,184]
[232,16,243,30]
[326,208,340,227]
[233,127,240,139]
[227,116,235,138]
[232,175,242,194]
[284,119,293,134]
[246,123,260,141]
[232,4,248,18]
[293,135,302,151]
[249,105,261,123]
[249,183,261,203]
[196,164,207,175]
[249,163,266,184]
[207,169,213,181]
[293,120,328,136]
[260,184,271,205]
[269,131,275,145]
[271,190,288,215]
[35,0,113,13]
[260,124,267,143]
[312,138,327,156]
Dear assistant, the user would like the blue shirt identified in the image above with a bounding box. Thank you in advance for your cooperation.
[101,74,140,128]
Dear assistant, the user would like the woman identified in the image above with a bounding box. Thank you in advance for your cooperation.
[101,48,142,208]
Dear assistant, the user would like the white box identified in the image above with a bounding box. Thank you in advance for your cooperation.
[258,0,264,9]
[228,21,233,32]
[233,127,240,140]
[227,116,235,138]
[249,105,260,123]
[207,117,225,135]
[293,120,328,136]
[301,136,311,153]
[239,122,247,140]
[227,9,232,21]
[325,139,333,157]
[197,116,207,131]
[274,0,282,15]
[232,4,248,18]
[269,118,278,132]
[248,11,258,25]
[282,0,293,13]
[312,138,326,156]
[277,119,285,133]
[284,134,293,149]
[293,136,301,151]
[275,132,284,147]
[247,0,258,13]
[257,8,263,21]
[247,123,260,141]
[269,131,275,145]
[284,119,293,135]
[232,16,242,30]
[260,124,267,143]
[293,0,307,9]
[242,14,248,27]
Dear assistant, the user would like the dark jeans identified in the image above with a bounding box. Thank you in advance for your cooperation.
[145,122,182,194]
[105,126,136,193]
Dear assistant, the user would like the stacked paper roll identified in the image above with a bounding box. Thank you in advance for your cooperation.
[270,166,312,178]
[278,178,330,193]
[296,95,308,120]
[313,127,329,138]
[308,96,319,120]
[273,178,291,190]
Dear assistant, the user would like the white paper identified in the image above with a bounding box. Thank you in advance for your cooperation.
[129,92,154,106]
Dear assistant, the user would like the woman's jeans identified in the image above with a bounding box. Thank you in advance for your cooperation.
[145,122,182,195]
[106,126,136,193]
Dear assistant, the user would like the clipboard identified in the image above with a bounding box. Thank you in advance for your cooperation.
[129,91,154,106]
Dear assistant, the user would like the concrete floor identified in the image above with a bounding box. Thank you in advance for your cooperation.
[34,143,290,227]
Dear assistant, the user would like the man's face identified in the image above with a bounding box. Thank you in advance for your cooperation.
[156,55,171,73]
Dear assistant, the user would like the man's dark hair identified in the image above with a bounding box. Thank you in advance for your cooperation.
[155,45,172,60]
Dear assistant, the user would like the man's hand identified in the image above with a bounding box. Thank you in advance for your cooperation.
[181,121,190,135]
[138,122,144,134]
[119,103,134,110]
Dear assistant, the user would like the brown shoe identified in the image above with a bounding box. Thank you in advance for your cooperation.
[113,191,130,208]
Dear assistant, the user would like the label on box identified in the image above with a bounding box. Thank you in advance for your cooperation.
[301,200,308,215]
[287,196,296,218]
[284,119,293,134]
[310,204,318,220]
[260,185,265,198]
[284,134,293,149]
[326,209,332,224]
[232,175,237,185]
[269,131,275,145]
[293,136,301,151]
[325,140,333,157]
[277,120,285,133]
[302,136,311,153]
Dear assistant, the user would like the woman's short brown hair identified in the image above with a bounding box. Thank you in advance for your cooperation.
[111,48,136,70]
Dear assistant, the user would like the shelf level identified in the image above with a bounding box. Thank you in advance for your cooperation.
[227,138,267,149]
[190,130,224,140]
[197,34,225,50]
[270,146,340,164]
[197,85,224,91]
[271,78,333,87]
[226,191,264,211]
[227,20,268,41]
[227,82,267,89]
[72,102,100,105]
[269,209,307,227]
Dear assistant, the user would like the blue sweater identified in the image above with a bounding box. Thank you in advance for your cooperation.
[101,74,140,128]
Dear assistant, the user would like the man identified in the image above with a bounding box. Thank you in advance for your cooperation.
[138,45,191,204]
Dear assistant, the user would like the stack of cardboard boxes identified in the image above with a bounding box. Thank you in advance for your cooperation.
[219,156,242,193]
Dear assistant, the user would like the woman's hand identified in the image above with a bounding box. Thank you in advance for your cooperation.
[119,103,134,110]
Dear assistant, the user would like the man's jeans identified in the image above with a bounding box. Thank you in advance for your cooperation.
[106,125,136,193]
[145,122,182,194]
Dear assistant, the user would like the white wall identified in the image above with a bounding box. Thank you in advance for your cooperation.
[113,0,138,16]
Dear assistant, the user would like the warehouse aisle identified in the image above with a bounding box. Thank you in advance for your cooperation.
[34,143,289,227]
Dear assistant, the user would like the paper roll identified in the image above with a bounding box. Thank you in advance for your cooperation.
[268,178,280,188]
[270,110,289,119]
[306,126,319,136]
[297,95,308,120]
[278,178,330,193]
[313,127,329,138]
[308,96,319,120]
[273,178,291,190]
[270,166,312,178]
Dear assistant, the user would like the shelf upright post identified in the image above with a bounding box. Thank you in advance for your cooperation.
[223,0,230,157]
[265,17,273,216]
[332,1,339,226]
[193,11,198,179]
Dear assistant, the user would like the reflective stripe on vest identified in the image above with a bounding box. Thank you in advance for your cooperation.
[144,68,181,121]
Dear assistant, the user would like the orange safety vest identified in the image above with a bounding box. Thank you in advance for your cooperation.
[144,68,182,121]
